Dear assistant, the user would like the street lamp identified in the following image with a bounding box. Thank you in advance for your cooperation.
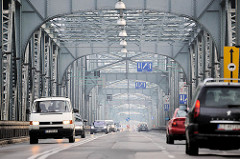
[120,39,127,46]
[121,47,128,53]
[119,29,127,37]
[117,18,126,26]
[115,0,126,10]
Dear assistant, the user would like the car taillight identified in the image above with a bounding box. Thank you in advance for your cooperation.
[172,121,177,127]
[194,100,200,118]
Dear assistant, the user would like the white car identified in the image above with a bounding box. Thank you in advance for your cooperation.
[105,120,117,132]
[29,97,77,144]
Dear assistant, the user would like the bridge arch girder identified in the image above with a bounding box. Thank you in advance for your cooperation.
[21,0,221,69]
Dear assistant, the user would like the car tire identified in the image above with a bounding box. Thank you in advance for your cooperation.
[69,135,75,143]
[81,131,86,138]
[166,134,174,144]
[105,130,108,134]
[30,136,38,144]
[186,139,198,156]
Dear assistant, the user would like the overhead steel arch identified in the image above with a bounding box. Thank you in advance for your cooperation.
[21,2,221,86]
[61,51,188,97]
[59,49,190,84]
[21,0,221,54]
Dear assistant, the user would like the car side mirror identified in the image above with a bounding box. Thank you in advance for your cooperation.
[73,108,79,113]
[83,119,88,122]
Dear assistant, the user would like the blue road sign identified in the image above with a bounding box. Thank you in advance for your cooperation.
[135,82,146,89]
[137,62,153,72]
[179,94,187,104]
[165,117,170,121]
[126,117,130,122]
[164,104,170,111]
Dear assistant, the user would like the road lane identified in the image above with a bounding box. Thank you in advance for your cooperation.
[1,131,240,159]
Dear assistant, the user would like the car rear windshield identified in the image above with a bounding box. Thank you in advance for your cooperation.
[176,110,187,117]
[200,87,240,107]
[33,100,70,113]
[94,121,105,127]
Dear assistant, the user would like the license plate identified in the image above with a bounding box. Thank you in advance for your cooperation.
[217,124,240,131]
[45,129,58,133]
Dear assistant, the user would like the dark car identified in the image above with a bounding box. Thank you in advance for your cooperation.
[74,114,87,138]
[138,123,149,132]
[90,120,109,134]
[166,107,187,144]
[185,78,240,156]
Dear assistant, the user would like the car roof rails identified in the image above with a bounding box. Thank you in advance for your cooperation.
[203,78,240,84]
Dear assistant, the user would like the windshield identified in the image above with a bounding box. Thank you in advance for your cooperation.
[176,110,187,117]
[94,121,106,127]
[32,100,70,113]
[202,87,240,107]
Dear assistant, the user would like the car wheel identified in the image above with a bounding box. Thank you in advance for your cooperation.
[186,139,198,156]
[166,135,169,144]
[105,130,108,134]
[69,135,75,143]
[166,133,174,144]
[169,135,174,144]
[185,140,190,154]
[81,131,86,138]
[30,136,38,144]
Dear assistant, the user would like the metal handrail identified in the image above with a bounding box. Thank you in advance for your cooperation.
[0,121,29,140]
[203,78,240,84]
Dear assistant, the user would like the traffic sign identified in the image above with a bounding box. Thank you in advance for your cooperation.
[135,82,146,89]
[179,94,187,104]
[165,117,170,121]
[137,62,152,72]
[126,117,130,122]
[164,104,170,111]
[224,46,239,82]
[163,95,170,104]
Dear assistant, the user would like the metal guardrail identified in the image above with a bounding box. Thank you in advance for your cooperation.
[0,121,29,140]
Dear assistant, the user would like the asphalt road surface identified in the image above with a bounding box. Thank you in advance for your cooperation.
[0,131,240,159]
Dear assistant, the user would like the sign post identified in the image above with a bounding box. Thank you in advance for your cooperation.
[179,82,187,105]
[224,46,239,82]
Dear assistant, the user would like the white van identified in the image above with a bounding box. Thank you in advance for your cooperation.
[29,97,76,144]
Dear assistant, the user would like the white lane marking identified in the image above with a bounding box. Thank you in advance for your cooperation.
[168,155,175,158]
[28,134,107,159]
[141,133,175,159]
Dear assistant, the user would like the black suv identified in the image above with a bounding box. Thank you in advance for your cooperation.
[185,78,240,155]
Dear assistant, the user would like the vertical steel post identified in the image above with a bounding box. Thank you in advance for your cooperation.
[235,0,240,78]
[202,32,206,80]
[237,0,240,46]
[22,43,30,121]
[0,0,3,120]
[15,1,22,121]
[2,1,13,120]
[195,40,199,87]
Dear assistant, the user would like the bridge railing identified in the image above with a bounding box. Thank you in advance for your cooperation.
[0,121,29,140]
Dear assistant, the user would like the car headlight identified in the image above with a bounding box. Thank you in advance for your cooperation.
[30,121,39,126]
[103,126,107,129]
[75,126,83,129]
[63,120,72,125]
[91,126,94,129]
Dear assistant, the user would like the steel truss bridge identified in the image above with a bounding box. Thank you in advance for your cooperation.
[0,0,240,131]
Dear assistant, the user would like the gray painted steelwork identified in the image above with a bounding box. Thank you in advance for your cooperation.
[0,0,239,131]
